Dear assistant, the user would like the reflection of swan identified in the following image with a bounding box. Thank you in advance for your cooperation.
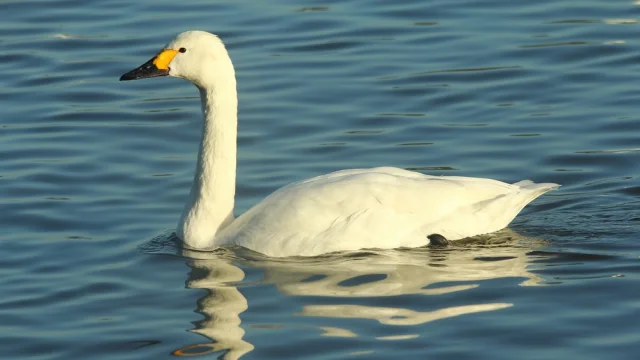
[174,230,544,357]
[257,229,541,328]
[261,233,542,298]
[174,256,254,359]
[301,303,512,326]
[120,30,558,257]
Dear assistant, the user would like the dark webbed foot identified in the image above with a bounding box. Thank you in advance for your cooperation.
[428,234,449,247]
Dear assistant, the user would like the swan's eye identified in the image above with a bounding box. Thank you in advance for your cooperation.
[179,47,187,53]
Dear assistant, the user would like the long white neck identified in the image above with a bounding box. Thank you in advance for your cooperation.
[178,79,238,249]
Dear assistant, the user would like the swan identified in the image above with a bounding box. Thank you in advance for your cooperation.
[120,30,558,257]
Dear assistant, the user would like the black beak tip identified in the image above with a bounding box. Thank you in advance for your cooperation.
[119,65,169,81]
[119,57,167,82]
[120,73,134,81]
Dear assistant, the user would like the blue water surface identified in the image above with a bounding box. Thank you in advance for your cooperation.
[1,0,639,359]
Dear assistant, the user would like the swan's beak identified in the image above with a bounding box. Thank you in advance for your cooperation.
[120,49,179,81]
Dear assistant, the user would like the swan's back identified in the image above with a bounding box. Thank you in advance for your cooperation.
[218,167,557,257]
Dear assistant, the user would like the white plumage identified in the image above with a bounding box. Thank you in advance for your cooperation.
[121,31,558,258]
[218,167,556,257]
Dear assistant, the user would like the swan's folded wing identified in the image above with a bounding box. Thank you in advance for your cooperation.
[218,167,556,256]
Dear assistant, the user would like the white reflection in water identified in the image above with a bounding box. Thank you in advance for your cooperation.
[301,303,512,326]
[173,259,254,359]
[173,229,545,358]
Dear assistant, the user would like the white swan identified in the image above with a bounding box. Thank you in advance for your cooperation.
[121,30,558,257]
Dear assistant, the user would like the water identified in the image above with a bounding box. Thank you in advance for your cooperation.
[1,0,639,358]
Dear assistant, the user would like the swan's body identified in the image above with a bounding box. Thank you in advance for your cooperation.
[121,31,558,258]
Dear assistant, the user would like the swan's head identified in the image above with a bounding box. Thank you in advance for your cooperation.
[120,30,234,89]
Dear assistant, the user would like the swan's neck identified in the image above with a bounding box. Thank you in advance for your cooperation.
[178,82,238,249]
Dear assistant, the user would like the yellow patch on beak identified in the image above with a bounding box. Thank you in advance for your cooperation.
[153,49,179,70]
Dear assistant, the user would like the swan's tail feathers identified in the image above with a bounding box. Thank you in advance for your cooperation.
[513,180,560,196]
[509,180,559,218]
[475,180,559,236]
